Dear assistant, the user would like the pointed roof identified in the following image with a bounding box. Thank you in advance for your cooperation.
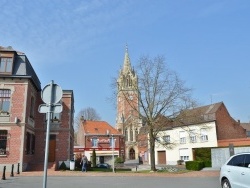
[122,45,132,73]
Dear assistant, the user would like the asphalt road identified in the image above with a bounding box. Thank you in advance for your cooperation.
[0,176,220,188]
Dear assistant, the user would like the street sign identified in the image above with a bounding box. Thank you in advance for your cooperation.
[38,104,63,113]
[41,83,63,104]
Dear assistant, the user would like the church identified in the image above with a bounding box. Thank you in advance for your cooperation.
[116,47,148,164]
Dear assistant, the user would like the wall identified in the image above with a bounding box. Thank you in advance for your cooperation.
[212,146,250,168]
[216,104,246,140]
[154,122,218,165]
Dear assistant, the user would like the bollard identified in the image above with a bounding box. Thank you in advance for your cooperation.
[17,163,20,174]
[10,164,14,177]
[2,166,6,180]
[136,165,137,171]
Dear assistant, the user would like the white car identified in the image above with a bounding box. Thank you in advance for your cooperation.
[220,152,250,188]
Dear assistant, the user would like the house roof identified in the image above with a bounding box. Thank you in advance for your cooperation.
[82,120,121,136]
[240,123,250,131]
[0,46,41,90]
[174,102,224,126]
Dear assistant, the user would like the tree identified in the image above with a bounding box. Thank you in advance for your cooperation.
[92,149,96,167]
[74,107,101,132]
[117,55,197,171]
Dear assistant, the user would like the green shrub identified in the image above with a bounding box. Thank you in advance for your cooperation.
[185,161,204,171]
[115,157,124,164]
[203,160,212,167]
[59,161,67,171]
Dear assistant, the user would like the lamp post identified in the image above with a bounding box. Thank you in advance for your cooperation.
[112,134,115,173]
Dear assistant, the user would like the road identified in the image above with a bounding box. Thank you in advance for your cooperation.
[0,176,220,188]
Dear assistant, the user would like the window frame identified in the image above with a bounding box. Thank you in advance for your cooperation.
[200,128,208,142]
[0,57,13,74]
[0,130,8,155]
[0,89,11,113]
[91,137,98,147]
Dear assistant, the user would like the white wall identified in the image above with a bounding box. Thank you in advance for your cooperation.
[154,121,218,165]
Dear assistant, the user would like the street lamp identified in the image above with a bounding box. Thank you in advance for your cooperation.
[107,130,115,173]
[111,134,115,173]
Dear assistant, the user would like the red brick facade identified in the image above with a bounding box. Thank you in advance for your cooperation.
[76,120,124,165]
[215,103,246,140]
[0,46,74,172]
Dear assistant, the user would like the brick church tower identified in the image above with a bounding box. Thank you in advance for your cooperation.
[116,46,142,161]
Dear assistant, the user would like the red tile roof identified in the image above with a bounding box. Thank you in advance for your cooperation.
[82,120,121,135]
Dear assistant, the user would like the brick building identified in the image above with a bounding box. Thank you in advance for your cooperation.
[76,120,124,165]
[0,46,74,172]
[116,47,145,163]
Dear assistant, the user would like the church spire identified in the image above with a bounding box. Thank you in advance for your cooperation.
[123,44,132,72]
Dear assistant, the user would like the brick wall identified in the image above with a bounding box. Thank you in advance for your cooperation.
[216,103,246,140]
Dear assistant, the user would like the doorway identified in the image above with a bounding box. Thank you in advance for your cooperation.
[49,135,56,162]
[129,148,135,159]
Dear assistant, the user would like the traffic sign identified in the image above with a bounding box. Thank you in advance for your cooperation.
[41,82,62,104]
[38,104,63,113]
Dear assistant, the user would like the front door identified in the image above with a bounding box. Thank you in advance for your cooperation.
[48,135,56,162]
[158,151,166,164]
[129,148,135,159]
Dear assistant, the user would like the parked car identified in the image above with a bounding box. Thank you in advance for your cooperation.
[96,163,111,169]
[220,152,250,188]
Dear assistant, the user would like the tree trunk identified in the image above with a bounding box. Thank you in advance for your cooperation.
[149,128,156,171]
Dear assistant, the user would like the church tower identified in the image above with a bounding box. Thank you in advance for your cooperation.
[116,46,142,161]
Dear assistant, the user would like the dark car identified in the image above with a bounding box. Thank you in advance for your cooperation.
[96,163,111,168]
[220,152,250,188]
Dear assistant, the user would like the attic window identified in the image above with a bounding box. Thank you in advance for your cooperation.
[0,57,13,75]
[95,128,98,131]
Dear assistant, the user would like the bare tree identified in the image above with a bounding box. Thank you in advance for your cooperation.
[74,107,101,132]
[118,55,197,171]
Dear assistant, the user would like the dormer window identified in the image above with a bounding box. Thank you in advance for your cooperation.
[0,57,13,74]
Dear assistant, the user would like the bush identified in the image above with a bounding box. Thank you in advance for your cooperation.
[59,161,67,171]
[203,160,212,167]
[185,161,204,171]
[115,157,124,164]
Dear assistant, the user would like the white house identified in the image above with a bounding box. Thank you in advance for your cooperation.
[152,102,247,165]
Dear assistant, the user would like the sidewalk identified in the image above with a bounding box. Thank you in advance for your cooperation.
[6,169,219,178]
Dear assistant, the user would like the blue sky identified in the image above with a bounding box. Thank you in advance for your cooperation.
[1,0,250,126]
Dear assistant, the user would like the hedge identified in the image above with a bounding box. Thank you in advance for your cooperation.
[185,161,204,171]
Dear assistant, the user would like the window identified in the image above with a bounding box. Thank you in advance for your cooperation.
[190,130,197,143]
[30,96,35,118]
[25,132,35,155]
[179,148,189,161]
[0,89,11,113]
[0,130,8,155]
[91,138,98,147]
[227,154,245,167]
[109,137,115,148]
[244,154,250,167]
[179,131,186,144]
[135,128,139,139]
[0,57,13,74]
[125,128,128,141]
[130,127,133,141]
[163,135,170,143]
[51,113,61,122]
[200,128,208,142]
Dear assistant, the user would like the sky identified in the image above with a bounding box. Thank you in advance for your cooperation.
[1,0,250,126]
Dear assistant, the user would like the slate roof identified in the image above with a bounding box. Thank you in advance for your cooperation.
[0,46,41,90]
